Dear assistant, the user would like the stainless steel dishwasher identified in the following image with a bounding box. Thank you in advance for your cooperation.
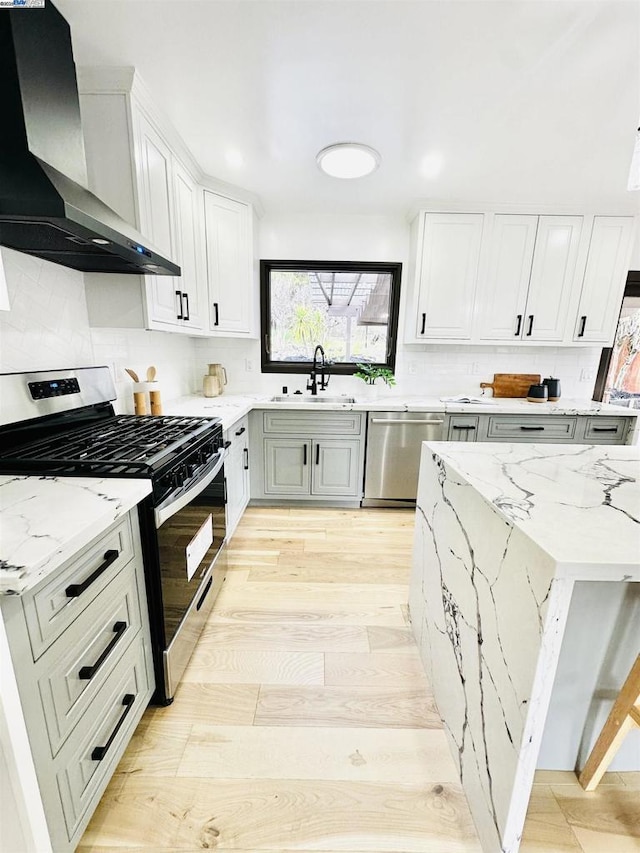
[362,411,444,507]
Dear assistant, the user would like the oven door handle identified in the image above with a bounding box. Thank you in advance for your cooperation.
[154,450,227,528]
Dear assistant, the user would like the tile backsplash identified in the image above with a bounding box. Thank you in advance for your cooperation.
[1,246,602,408]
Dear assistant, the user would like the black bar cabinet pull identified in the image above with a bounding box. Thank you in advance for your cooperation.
[79,621,127,680]
[453,425,476,431]
[315,444,320,465]
[196,577,213,611]
[520,426,545,431]
[183,292,190,321]
[176,290,184,320]
[593,427,618,433]
[66,550,119,598]
[578,315,587,338]
[303,444,308,466]
[526,315,534,336]
[420,313,426,335]
[515,314,522,336]
[235,426,246,436]
[91,694,135,761]
[223,440,232,449]
[213,302,219,326]
[243,448,249,470]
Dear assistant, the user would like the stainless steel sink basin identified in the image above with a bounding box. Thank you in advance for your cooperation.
[270,395,356,404]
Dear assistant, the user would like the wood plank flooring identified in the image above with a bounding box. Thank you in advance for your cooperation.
[79,507,639,853]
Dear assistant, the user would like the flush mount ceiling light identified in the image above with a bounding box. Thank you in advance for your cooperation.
[316,143,381,179]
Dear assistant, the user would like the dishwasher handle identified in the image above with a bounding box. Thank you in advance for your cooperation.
[369,418,444,425]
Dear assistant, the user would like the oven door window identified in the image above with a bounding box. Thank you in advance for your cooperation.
[157,477,226,646]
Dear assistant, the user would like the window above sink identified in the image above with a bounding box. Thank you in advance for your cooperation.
[260,260,402,375]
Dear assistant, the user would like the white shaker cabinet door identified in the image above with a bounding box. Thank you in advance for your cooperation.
[263,439,311,496]
[523,216,583,342]
[311,440,361,497]
[477,215,538,341]
[134,111,181,328]
[204,191,253,336]
[415,213,484,340]
[172,161,205,331]
[573,216,636,344]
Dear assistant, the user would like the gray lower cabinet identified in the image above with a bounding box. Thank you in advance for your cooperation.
[225,415,250,537]
[0,509,154,853]
[444,413,633,445]
[252,410,365,502]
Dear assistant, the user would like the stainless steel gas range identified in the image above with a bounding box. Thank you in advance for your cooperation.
[0,366,229,704]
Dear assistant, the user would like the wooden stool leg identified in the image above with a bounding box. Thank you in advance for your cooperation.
[578,655,640,791]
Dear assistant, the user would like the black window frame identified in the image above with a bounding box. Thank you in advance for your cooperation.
[260,259,402,375]
[592,271,640,401]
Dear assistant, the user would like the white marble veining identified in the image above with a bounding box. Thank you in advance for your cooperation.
[163,392,638,430]
[409,442,639,853]
[0,476,151,595]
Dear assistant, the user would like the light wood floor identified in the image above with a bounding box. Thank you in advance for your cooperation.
[80,508,640,853]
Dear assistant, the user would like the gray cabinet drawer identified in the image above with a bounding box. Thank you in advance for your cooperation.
[37,562,144,756]
[447,415,479,441]
[581,417,629,444]
[485,415,577,441]
[56,637,151,842]
[23,516,135,659]
[263,411,363,435]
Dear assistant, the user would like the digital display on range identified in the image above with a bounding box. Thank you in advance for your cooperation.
[28,378,81,400]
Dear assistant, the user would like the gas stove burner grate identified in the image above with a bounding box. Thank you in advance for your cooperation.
[0,414,220,476]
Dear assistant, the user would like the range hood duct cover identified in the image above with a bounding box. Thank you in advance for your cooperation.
[0,2,180,276]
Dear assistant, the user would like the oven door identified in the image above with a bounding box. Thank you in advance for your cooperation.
[155,455,227,700]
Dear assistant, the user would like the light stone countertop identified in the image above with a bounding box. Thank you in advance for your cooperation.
[423,441,640,575]
[0,476,152,595]
[162,393,638,431]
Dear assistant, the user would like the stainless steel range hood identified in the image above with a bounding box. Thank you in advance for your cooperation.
[0,2,180,276]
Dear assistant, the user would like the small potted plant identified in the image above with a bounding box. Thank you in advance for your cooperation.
[354,363,396,399]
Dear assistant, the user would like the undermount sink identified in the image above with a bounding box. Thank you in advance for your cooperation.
[270,395,356,404]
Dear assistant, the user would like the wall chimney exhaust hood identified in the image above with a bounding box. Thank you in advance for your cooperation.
[0,2,180,276]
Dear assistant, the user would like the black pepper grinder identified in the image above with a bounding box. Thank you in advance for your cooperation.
[543,377,561,401]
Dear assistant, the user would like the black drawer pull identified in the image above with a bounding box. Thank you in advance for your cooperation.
[420,313,426,335]
[315,443,320,465]
[578,315,587,338]
[91,694,135,761]
[514,314,522,336]
[243,447,249,470]
[66,549,119,598]
[175,290,184,321]
[303,444,308,466]
[196,577,213,611]
[183,292,190,322]
[453,425,476,431]
[592,427,618,433]
[526,315,534,336]
[520,426,545,431]
[235,426,246,436]
[79,621,127,680]
[213,302,220,326]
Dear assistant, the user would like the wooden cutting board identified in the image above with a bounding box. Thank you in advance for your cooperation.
[480,373,541,398]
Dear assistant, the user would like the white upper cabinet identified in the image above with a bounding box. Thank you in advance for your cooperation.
[523,216,583,341]
[79,68,256,337]
[171,161,205,331]
[477,215,583,343]
[203,191,254,337]
[572,216,636,344]
[407,213,484,342]
[477,215,538,341]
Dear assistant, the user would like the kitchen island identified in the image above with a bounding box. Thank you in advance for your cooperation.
[409,442,640,853]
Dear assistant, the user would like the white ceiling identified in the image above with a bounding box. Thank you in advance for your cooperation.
[58,0,640,216]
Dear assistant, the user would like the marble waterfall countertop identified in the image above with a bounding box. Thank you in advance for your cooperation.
[424,442,640,575]
[162,392,638,431]
[409,442,639,853]
[0,476,151,595]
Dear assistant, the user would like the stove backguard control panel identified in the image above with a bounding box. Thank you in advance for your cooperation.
[28,377,81,400]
